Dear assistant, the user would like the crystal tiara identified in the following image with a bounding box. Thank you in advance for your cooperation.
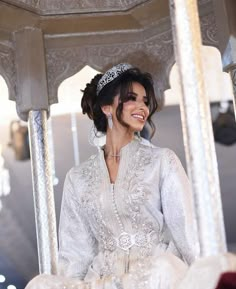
[96,63,133,95]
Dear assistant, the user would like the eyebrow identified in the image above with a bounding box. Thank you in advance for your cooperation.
[128,92,147,98]
[128,92,137,96]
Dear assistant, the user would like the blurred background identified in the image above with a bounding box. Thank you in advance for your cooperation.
[0,0,236,288]
[0,64,236,289]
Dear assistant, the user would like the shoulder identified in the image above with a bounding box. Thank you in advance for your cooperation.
[158,148,187,180]
[139,139,184,174]
[139,138,177,160]
[65,153,99,185]
[160,147,181,163]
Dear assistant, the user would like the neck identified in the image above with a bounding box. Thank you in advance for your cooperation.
[104,127,134,157]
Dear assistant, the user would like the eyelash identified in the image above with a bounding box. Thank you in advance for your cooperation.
[127,95,136,101]
[125,95,149,106]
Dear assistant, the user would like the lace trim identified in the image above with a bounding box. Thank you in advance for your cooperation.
[122,144,162,257]
[77,141,164,277]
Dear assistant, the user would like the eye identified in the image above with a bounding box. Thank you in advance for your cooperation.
[124,93,136,102]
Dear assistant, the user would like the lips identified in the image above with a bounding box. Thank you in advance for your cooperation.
[131,113,145,121]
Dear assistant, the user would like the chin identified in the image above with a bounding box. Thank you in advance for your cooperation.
[131,126,144,133]
[125,121,146,134]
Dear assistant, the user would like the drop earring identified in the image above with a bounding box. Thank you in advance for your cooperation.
[107,113,113,130]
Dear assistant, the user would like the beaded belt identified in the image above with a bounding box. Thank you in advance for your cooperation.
[104,230,159,252]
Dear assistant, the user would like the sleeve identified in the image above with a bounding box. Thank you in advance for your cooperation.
[58,168,98,279]
[160,149,200,265]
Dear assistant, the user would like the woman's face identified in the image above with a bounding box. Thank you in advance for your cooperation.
[112,82,150,133]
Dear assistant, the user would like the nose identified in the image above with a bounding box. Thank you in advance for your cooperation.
[137,100,148,110]
[137,99,145,107]
[137,101,149,117]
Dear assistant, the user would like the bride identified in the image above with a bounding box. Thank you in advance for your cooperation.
[27,63,200,289]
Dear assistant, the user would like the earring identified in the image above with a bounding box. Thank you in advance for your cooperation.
[107,113,113,130]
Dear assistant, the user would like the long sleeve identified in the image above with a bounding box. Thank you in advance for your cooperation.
[58,168,98,280]
[160,149,200,265]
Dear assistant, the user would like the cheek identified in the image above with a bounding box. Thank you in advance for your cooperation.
[122,102,136,111]
[120,105,133,121]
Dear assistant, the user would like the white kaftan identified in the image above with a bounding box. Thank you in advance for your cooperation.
[26,138,200,289]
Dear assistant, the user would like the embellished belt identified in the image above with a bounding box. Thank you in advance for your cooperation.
[104,230,160,252]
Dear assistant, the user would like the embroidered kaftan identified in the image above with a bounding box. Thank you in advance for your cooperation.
[27,138,200,289]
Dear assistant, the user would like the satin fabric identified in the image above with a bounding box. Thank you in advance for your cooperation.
[27,138,201,289]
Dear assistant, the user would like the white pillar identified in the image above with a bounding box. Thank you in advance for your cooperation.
[28,110,58,274]
[48,117,59,186]
[71,112,80,166]
[14,28,58,274]
[169,0,227,256]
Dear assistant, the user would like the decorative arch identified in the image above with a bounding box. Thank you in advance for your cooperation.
[0,74,18,124]
[163,9,219,102]
[165,46,234,106]
[52,65,100,115]
[45,8,218,109]
[0,45,16,102]
[46,44,165,109]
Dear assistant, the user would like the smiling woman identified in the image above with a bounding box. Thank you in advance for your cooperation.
[26,64,199,289]
[115,82,149,133]
[81,64,158,139]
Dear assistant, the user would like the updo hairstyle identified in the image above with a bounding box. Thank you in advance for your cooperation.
[81,67,158,138]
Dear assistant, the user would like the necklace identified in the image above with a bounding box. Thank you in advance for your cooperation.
[105,153,121,158]
[103,148,121,158]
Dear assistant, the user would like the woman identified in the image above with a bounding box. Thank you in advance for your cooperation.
[27,63,199,289]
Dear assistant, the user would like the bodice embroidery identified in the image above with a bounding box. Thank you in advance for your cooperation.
[78,140,164,276]
[80,155,116,253]
[59,139,199,280]
[121,143,163,257]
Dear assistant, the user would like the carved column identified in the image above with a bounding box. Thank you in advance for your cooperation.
[213,0,236,117]
[169,0,227,256]
[229,66,236,118]
[14,27,58,274]
[28,110,58,275]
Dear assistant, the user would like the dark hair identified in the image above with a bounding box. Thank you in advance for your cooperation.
[81,67,158,138]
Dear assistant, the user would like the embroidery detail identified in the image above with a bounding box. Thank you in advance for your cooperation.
[121,145,161,257]
[76,142,163,276]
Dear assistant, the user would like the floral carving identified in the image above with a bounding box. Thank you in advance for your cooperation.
[0,44,16,101]
[3,0,149,14]
[3,0,212,14]
[200,13,218,46]
[145,30,174,62]
[1,0,217,106]
[46,47,86,104]
[45,36,171,103]
[229,66,236,101]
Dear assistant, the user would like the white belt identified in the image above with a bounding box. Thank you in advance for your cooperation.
[104,231,159,251]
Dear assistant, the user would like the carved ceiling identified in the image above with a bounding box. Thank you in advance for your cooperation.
[0,0,213,41]
[0,0,216,109]
[0,0,212,16]
[1,0,150,14]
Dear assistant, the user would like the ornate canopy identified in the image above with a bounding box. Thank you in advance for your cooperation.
[0,0,217,107]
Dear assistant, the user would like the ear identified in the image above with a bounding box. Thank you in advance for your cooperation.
[101,105,112,116]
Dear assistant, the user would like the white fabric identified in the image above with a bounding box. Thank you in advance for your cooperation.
[25,253,236,289]
[178,253,236,289]
[27,138,201,289]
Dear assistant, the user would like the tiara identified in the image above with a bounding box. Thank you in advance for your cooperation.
[96,63,133,95]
